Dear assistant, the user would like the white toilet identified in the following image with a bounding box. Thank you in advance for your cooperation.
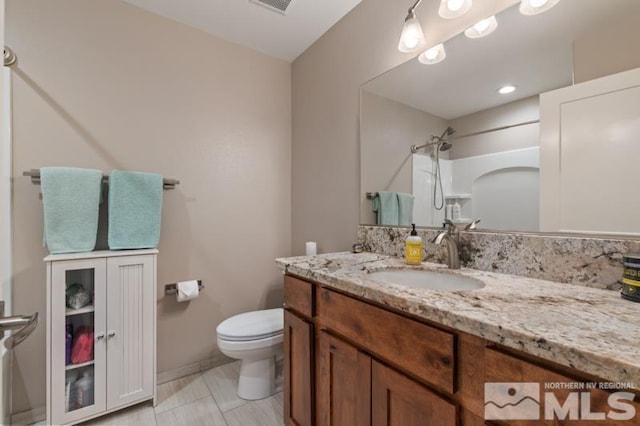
[216,308,284,400]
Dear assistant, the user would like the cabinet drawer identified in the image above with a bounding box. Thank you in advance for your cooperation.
[316,287,455,393]
[284,275,313,318]
[485,347,640,426]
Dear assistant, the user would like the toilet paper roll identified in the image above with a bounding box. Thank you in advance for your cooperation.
[305,241,317,256]
[176,280,199,302]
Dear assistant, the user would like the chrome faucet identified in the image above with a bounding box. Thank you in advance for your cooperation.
[432,218,481,269]
[433,229,460,269]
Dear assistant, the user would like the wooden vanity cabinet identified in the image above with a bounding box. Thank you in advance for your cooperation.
[316,328,457,426]
[283,273,640,426]
[484,347,640,426]
[284,274,458,426]
[283,276,314,426]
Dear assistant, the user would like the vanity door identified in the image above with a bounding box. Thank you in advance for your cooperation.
[284,309,313,426]
[316,330,371,426]
[371,360,457,426]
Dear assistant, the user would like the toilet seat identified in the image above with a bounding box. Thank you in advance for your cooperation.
[217,308,283,342]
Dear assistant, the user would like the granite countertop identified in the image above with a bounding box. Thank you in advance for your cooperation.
[276,252,640,388]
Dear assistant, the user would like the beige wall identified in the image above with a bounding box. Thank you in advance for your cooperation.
[7,0,291,413]
[291,0,518,255]
[360,91,446,224]
[574,12,640,84]
[449,96,540,159]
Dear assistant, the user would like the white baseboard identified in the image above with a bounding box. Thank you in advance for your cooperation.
[157,353,233,385]
[11,405,45,425]
[11,355,234,424]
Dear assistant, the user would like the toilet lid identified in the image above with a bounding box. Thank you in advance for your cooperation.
[217,308,284,341]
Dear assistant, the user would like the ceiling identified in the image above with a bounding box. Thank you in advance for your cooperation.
[363,0,639,119]
[121,0,363,62]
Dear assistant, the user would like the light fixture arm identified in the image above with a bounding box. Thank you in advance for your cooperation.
[407,0,423,16]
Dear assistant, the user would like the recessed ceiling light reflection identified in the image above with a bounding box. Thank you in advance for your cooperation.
[498,85,517,94]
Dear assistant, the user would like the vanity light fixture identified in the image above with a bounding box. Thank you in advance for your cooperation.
[519,0,560,15]
[418,43,446,65]
[464,15,498,38]
[498,85,516,94]
[398,0,427,53]
[438,0,472,19]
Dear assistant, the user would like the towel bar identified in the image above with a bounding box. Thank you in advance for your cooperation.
[164,280,204,295]
[22,169,180,190]
[366,192,375,199]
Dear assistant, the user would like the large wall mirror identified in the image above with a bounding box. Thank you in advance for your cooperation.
[360,0,640,234]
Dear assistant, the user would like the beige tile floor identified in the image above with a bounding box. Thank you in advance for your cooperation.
[33,361,284,426]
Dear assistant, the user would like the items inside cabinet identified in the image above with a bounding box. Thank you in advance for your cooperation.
[63,267,96,414]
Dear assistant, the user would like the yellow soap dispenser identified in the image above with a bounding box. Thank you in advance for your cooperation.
[405,224,423,265]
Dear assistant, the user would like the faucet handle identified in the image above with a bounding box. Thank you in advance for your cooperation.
[443,219,459,233]
[464,218,481,231]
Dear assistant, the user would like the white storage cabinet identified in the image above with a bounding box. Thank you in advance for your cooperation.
[46,250,157,425]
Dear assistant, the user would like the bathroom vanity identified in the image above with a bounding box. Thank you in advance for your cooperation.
[277,252,640,425]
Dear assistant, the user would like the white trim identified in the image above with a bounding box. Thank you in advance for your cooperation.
[157,354,233,385]
[44,248,158,262]
[11,405,46,425]
[2,59,13,426]
[1,67,11,315]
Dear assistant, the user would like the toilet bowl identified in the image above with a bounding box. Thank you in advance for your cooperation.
[216,308,283,400]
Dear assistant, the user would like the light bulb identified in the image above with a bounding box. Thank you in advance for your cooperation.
[439,0,472,19]
[464,15,497,39]
[447,0,464,12]
[519,0,560,15]
[418,44,446,65]
[425,48,439,60]
[474,19,491,32]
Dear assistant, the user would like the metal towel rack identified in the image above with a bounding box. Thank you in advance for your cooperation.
[22,169,180,190]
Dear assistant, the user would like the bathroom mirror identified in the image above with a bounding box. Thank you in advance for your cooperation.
[360,0,640,233]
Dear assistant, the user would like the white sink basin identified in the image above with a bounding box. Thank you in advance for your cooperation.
[368,269,485,291]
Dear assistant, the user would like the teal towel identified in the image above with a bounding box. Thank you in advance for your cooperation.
[371,191,399,225]
[108,170,163,250]
[397,192,415,226]
[40,167,103,254]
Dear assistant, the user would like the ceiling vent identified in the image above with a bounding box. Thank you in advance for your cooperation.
[250,0,293,15]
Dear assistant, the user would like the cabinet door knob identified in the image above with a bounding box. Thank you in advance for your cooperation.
[96,332,105,340]
[107,330,116,338]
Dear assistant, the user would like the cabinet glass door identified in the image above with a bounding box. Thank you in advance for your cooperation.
[65,267,97,413]
[50,259,106,424]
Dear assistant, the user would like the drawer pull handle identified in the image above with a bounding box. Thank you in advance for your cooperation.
[441,356,451,366]
[96,332,105,340]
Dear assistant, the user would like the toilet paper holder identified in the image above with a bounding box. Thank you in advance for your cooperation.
[164,280,204,295]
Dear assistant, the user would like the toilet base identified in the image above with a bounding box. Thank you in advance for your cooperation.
[237,356,275,400]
